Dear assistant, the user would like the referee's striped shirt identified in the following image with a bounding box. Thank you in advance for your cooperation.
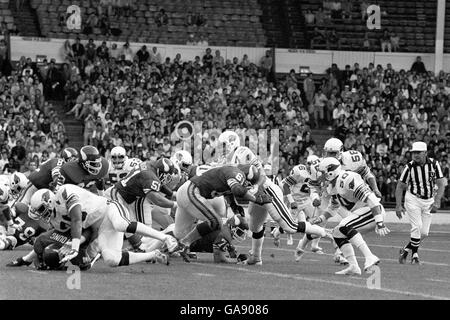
[399,158,444,199]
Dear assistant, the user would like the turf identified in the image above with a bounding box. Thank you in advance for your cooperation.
[1,223,450,300]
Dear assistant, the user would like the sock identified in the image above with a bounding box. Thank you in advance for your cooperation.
[128,251,161,265]
[297,234,309,250]
[23,250,38,262]
[409,237,421,254]
[181,228,202,247]
[304,222,327,237]
[349,233,373,258]
[311,237,321,249]
[252,237,264,259]
[135,222,167,242]
[340,243,358,266]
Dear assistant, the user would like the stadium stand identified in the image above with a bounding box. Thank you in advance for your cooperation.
[0,0,16,32]
[31,0,267,47]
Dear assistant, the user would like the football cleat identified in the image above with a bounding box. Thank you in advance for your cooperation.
[271,227,281,247]
[334,253,349,265]
[294,248,306,262]
[398,248,409,264]
[6,257,32,267]
[311,246,324,254]
[174,242,191,263]
[335,264,362,276]
[364,255,380,272]
[411,253,420,265]
[242,254,262,266]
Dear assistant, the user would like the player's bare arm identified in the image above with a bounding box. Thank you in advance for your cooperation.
[147,191,176,209]
[68,204,83,251]
[395,181,407,219]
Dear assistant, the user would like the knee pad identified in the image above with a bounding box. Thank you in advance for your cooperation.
[306,234,314,241]
[118,251,130,267]
[339,226,358,239]
[297,222,306,233]
[126,221,138,234]
[252,228,265,240]
[333,237,349,248]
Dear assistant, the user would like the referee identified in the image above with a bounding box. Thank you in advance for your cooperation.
[395,142,446,264]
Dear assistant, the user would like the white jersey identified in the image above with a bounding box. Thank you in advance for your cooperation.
[282,164,311,205]
[307,157,323,203]
[107,158,142,185]
[341,151,372,181]
[230,146,263,170]
[51,184,107,232]
[326,171,375,214]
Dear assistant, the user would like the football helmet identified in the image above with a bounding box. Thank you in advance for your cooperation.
[318,157,342,182]
[110,146,127,170]
[79,145,103,175]
[9,172,29,198]
[61,147,79,162]
[306,155,320,166]
[263,163,273,177]
[323,138,344,160]
[238,164,260,186]
[42,244,65,270]
[29,189,56,222]
[226,215,249,242]
[123,158,142,172]
[290,165,310,184]
[154,158,176,186]
[0,184,10,203]
[170,150,193,173]
[218,131,241,156]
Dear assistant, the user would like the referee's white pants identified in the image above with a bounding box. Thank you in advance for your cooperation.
[404,191,433,239]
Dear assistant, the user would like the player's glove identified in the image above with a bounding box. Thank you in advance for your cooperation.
[60,249,79,263]
[58,241,72,257]
[253,192,272,206]
[375,222,390,237]
[237,253,248,263]
[310,216,325,225]
[6,222,22,235]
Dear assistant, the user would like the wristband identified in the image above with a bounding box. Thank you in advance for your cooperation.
[71,238,81,251]
[286,194,294,204]
[374,214,383,224]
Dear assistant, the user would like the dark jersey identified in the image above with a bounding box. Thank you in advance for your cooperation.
[11,209,47,247]
[59,157,109,190]
[190,166,246,199]
[114,162,162,204]
[28,158,65,189]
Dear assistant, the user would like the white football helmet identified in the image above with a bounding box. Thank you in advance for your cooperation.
[0,184,10,203]
[218,131,241,156]
[264,163,273,176]
[232,146,256,165]
[170,150,193,173]
[29,189,56,222]
[9,172,29,198]
[323,138,344,160]
[318,157,342,182]
[291,165,310,184]
[306,155,320,166]
[123,158,142,172]
[111,146,127,170]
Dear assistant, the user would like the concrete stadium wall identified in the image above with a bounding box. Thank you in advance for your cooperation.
[10,36,268,64]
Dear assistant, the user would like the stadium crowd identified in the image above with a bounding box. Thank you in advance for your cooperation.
[0,55,69,175]
[1,34,449,206]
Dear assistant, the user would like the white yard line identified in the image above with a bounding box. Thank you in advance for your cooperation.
[426,278,450,284]
[236,245,450,267]
[194,263,449,300]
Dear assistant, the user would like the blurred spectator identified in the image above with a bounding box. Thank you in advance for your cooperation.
[155,9,169,27]
[136,45,150,63]
[326,30,341,49]
[362,32,371,51]
[311,27,327,48]
[149,47,162,64]
[304,10,315,24]
[83,11,99,35]
[390,32,400,52]
[185,11,196,26]
[410,56,427,75]
[360,0,369,21]
[380,30,391,52]
[260,50,273,77]
[195,13,207,27]
[198,35,209,46]
[186,34,197,45]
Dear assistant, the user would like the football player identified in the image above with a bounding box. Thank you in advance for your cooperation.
[315,157,390,275]
[57,145,109,194]
[106,158,179,232]
[174,164,272,262]
[223,142,331,266]
[12,148,78,206]
[24,186,174,267]
[280,161,324,260]
[107,146,142,187]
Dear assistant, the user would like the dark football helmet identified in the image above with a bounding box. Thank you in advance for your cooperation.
[237,164,260,186]
[79,145,102,175]
[153,158,176,185]
[42,244,65,270]
[226,215,249,242]
[61,147,79,162]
